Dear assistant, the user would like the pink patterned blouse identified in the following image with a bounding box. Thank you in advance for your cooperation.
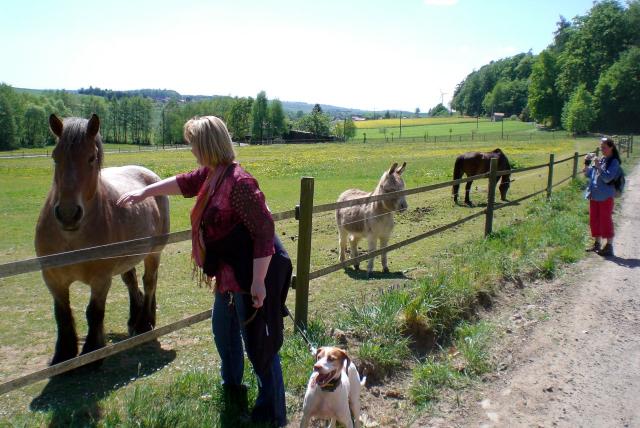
[176,163,275,293]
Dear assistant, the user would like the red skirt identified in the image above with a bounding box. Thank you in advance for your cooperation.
[589,198,614,239]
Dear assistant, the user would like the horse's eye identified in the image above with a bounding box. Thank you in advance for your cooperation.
[88,155,95,164]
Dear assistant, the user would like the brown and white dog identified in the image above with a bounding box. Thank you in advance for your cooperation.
[300,346,366,428]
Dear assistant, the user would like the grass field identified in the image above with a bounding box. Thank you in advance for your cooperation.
[0,135,601,425]
[352,117,558,141]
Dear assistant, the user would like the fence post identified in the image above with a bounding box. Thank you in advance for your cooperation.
[572,151,579,179]
[627,139,631,159]
[484,157,498,237]
[547,153,555,200]
[295,177,314,330]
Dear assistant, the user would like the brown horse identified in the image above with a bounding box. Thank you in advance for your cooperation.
[452,148,511,206]
[35,114,170,365]
[336,162,408,277]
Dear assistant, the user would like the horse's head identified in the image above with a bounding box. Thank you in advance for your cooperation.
[378,162,408,212]
[49,114,103,231]
[499,176,511,201]
[495,149,511,201]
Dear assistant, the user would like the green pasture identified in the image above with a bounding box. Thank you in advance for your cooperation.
[353,117,547,141]
[0,136,598,425]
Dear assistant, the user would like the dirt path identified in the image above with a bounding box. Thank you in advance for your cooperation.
[420,162,640,428]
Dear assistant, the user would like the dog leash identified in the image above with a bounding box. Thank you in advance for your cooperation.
[284,305,318,355]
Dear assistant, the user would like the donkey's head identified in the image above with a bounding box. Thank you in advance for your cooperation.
[49,114,103,231]
[377,162,408,213]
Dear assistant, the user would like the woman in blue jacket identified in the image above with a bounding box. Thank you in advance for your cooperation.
[584,138,621,256]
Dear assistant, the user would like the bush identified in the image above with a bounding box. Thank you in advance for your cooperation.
[561,84,595,134]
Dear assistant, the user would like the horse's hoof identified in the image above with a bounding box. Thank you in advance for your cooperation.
[132,321,153,335]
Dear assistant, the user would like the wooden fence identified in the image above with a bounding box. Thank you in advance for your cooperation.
[0,141,634,395]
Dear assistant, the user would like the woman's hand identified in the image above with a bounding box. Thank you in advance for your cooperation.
[116,188,148,206]
[250,280,266,308]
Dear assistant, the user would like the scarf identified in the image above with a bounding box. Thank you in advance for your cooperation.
[190,163,231,284]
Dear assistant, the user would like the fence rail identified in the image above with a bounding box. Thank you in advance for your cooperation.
[0,144,631,395]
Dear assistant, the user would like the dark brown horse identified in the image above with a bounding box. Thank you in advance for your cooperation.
[452,148,511,206]
[35,114,170,365]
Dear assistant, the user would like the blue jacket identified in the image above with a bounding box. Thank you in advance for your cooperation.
[584,157,621,201]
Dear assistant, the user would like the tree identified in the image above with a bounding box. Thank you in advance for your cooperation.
[227,97,253,141]
[427,103,449,117]
[23,104,48,147]
[527,50,562,127]
[335,117,356,141]
[297,104,332,138]
[384,110,391,119]
[268,99,286,138]
[594,46,640,132]
[251,91,268,143]
[415,107,420,117]
[561,84,595,134]
[0,93,17,150]
[556,0,631,100]
[482,79,528,117]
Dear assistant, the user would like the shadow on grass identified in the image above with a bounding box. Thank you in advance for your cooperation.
[29,334,176,427]
[456,200,519,209]
[343,267,409,281]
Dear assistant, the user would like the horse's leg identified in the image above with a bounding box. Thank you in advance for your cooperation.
[453,183,460,205]
[366,235,377,278]
[349,236,360,271]
[44,276,78,365]
[135,253,160,334]
[121,268,143,336]
[82,277,112,355]
[465,180,473,206]
[380,235,390,274]
[338,227,348,263]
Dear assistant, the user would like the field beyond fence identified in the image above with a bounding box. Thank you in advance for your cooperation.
[0,135,633,424]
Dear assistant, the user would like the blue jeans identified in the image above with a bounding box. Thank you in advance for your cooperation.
[212,291,286,426]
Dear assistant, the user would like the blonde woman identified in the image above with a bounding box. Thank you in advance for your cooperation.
[117,116,289,426]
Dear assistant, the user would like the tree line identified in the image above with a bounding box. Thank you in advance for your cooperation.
[452,0,640,133]
[0,85,357,150]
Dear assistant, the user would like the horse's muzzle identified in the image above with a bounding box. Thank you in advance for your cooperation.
[54,204,84,230]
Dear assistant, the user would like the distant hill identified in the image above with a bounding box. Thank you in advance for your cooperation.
[14,86,414,118]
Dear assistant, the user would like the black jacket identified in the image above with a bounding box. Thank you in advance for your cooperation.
[204,224,292,376]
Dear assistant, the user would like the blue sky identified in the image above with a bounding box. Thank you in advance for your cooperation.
[0,0,596,111]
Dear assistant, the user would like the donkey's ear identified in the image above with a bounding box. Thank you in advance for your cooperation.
[396,162,407,175]
[388,162,398,174]
[49,114,63,138]
[87,114,100,139]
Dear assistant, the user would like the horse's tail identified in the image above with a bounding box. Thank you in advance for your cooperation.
[452,156,464,201]
[453,155,464,180]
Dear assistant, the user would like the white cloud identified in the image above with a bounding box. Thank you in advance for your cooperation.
[424,0,458,6]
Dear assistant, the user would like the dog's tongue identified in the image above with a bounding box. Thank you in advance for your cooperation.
[316,371,336,386]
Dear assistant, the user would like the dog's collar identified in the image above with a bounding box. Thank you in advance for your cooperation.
[319,375,342,392]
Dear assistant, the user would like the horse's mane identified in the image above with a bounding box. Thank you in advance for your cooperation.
[491,148,511,173]
[59,117,104,168]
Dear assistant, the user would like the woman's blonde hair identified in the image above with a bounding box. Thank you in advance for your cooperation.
[183,116,235,167]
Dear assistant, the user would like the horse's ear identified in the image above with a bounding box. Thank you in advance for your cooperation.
[49,114,63,138]
[388,162,398,175]
[87,114,100,139]
[396,162,407,175]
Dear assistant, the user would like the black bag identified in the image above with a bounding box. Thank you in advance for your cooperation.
[203,225,292,376]
[614,169,626,198]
